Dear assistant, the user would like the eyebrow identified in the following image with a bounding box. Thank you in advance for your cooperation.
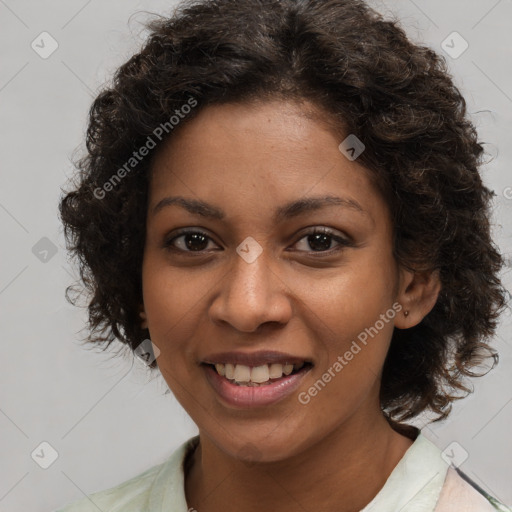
[152,195,372,223]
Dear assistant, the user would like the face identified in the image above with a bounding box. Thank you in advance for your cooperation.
[141,99,408,462]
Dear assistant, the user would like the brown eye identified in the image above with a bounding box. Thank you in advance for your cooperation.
[164,230,218,252]
[293,228,353,254]
[163,227,353,256]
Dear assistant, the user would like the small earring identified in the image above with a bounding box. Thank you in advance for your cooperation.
[404,310,409,317]
[139,309,148,329]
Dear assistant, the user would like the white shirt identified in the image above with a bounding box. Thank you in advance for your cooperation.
[55,432,510,512]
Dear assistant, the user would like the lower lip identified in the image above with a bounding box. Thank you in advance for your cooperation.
[203,364,312,408]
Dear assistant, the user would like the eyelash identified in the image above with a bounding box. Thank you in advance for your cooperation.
[162,227,353,256]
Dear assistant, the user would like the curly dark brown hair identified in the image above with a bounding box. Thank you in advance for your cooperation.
[59,0,508,424]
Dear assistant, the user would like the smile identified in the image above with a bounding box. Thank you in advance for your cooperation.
[209,362,308,386]
[201,352,314,408]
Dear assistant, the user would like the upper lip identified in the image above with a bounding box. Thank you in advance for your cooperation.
[201,350,313,367]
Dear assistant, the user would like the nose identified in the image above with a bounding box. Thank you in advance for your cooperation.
[208,247,293,333]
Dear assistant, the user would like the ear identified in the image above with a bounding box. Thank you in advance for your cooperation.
[394,267,442,329]
[139,303,148,329]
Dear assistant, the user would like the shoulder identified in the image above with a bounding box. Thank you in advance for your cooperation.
[54,460,165,512]
[435,466,512,512]
[54,436,199,512]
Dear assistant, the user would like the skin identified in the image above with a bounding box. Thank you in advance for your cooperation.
[140,99,441,512]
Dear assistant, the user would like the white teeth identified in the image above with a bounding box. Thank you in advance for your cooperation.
[269,363,283,379]
[225,363,235,380]
[283,364,294,376]
[233,364,251,383]
[211,362,308,385]
[251,365,270,383]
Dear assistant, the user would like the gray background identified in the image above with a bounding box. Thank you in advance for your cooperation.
[0,1,511,510]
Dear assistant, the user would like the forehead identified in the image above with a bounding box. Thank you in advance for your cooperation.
[148,100,387,225]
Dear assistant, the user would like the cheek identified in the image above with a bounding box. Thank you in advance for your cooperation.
[295,263,395,344]
[141,263,201,356]
[305,298,395,412]
[295,267,397,400]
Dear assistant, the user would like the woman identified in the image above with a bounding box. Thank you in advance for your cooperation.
[56,0,511,510]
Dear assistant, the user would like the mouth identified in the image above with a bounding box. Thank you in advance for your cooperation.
[203,361,313,386]
[201,359,314,408]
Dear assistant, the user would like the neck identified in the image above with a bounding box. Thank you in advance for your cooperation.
[185,411,416,512]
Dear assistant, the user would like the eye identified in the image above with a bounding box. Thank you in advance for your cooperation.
[163,227,352,255]
[292,227,353,255]
[163,229,219,253]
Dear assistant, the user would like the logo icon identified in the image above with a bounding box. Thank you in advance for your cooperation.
[441,32,469,59]
[32,237,58,263]
[134,339,160,366]
[31,32,59,59]
[31,441,59,469]
[441,441,469,468]
[338,134,365,161]
[236,236,263,264]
